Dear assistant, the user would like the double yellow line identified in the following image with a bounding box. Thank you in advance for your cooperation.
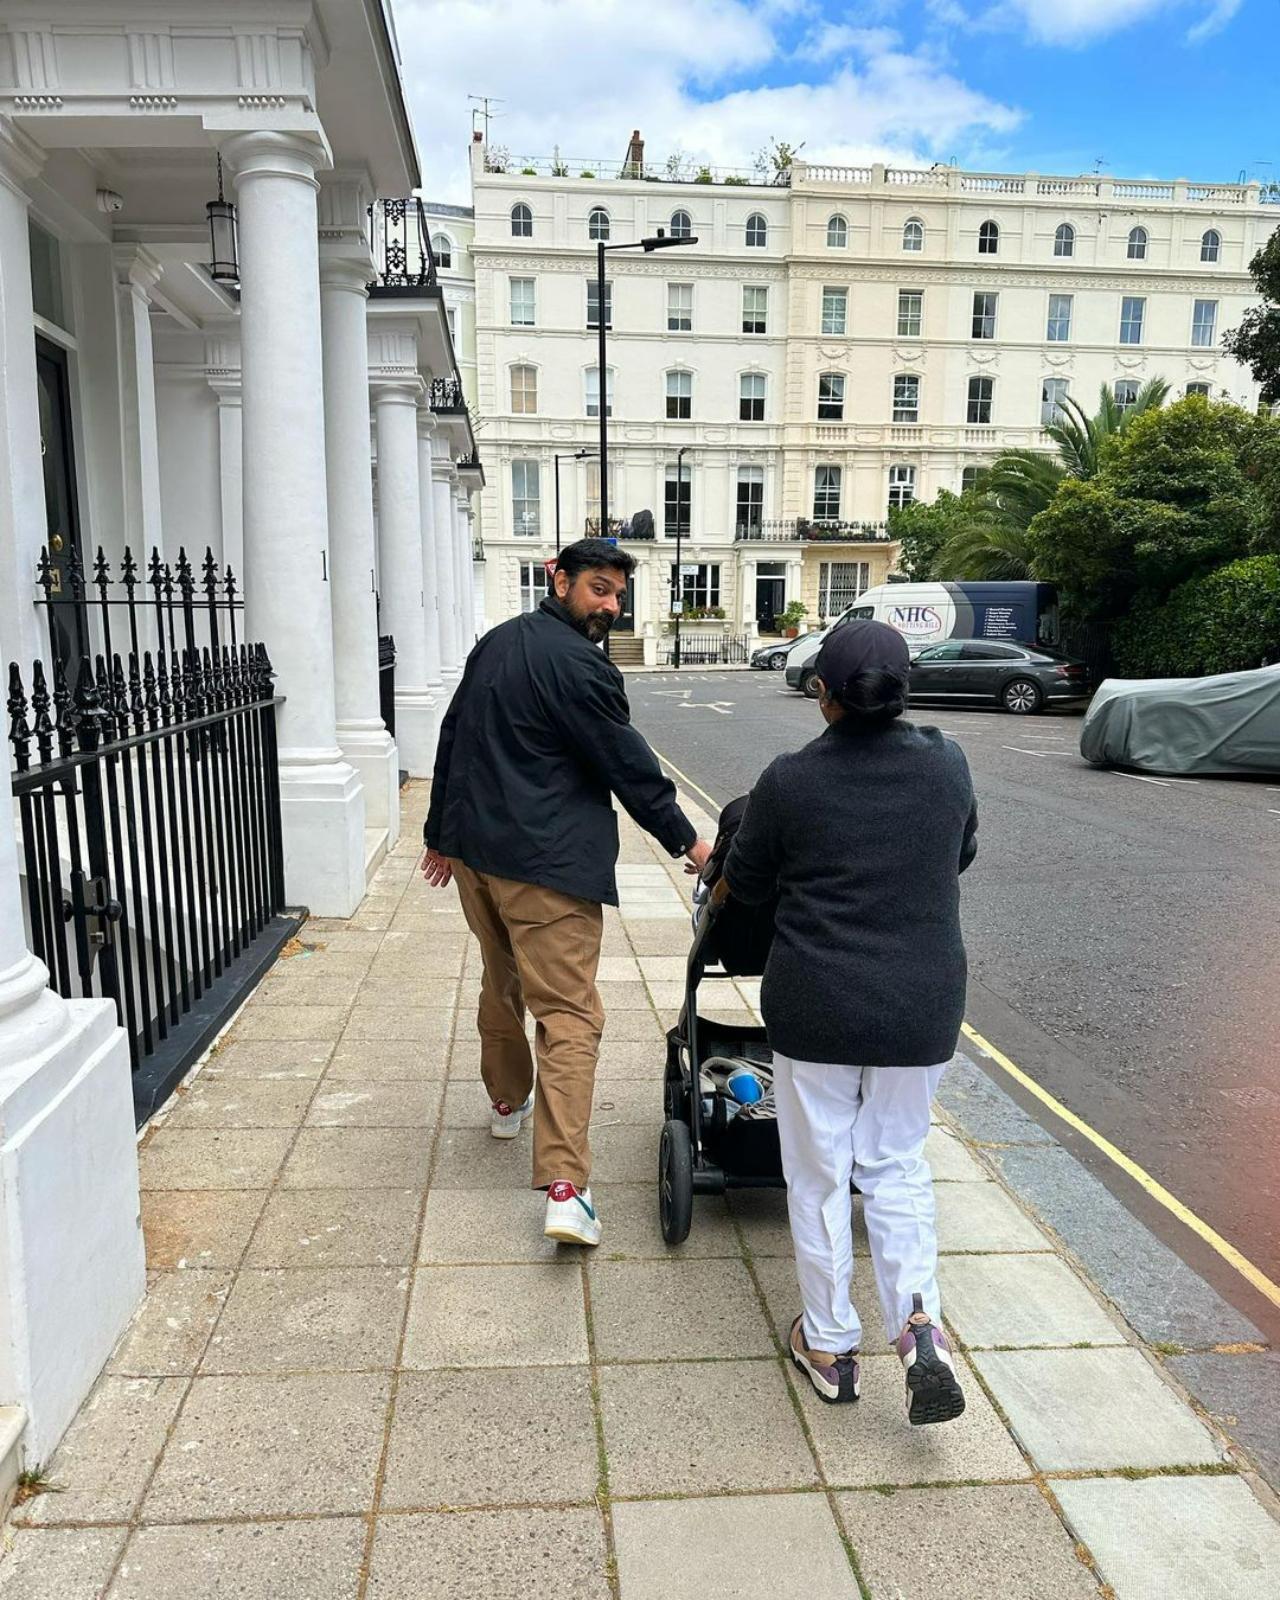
[654,745,1280,1313]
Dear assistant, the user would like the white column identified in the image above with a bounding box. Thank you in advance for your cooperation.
[224,130,366,917]
[453,485,475,659]
[0,120,48,668]
[113,245,166,560]
[204,329,243,578]
[374,380,437,774]
[0,649,144,1462]
[431,445,462,686]
[320,247,400,843]
[416,412,446,704]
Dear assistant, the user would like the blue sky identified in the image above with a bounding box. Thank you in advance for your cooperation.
[394,1,1275,201]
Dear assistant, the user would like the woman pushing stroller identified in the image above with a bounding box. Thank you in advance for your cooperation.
[720,618,977,1424]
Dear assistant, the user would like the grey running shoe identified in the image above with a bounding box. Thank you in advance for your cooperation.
[789,1315,860,1405]
[896,1293,965,1426]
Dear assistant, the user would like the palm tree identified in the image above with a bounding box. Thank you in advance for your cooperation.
[935,379,1171,578]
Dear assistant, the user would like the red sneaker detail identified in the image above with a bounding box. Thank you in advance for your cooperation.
[548,1180,577,1203]
[493,1100,514,1117]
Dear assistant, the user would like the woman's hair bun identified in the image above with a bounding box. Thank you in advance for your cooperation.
[833,666,907,721]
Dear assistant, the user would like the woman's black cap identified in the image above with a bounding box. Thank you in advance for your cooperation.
[814,618,911,694]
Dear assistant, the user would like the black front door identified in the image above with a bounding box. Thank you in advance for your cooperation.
[756,575,786,632]
[36,336,85,665]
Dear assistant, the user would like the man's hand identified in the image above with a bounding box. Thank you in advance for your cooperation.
[683,838,713,877]
[420,848,453,888]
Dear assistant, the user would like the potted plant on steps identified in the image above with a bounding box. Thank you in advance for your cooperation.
[780,600,808,638]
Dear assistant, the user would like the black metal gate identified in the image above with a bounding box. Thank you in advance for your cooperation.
[7,542,296,1122]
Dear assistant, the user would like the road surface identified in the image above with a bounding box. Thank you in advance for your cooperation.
[625,667,1280,1338]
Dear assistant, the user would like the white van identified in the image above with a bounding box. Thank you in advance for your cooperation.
[784,581,1060,692]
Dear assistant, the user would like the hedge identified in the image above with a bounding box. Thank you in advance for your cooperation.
[1113,555,1280,677]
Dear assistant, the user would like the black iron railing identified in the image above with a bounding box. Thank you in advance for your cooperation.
[736,519,894,543]
[368,198,438,292]
[9,543,292,1121]
[660,632,750,667]
[584,516,656,540]
[430,376,466,412]
[378,633,396,738]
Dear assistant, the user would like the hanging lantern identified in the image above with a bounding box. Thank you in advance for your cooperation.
[206,155,239,285]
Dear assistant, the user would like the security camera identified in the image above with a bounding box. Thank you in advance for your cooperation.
[96,188,124,213]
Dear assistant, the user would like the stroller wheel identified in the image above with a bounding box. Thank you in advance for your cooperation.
[659,1118,694,1245]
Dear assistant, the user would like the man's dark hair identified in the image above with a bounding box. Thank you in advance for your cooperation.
[555,538,635,581]
[829,667,908,723]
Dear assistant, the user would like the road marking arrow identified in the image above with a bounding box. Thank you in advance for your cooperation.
[677,701,734,715]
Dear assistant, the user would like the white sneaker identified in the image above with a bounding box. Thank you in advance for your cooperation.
[544,1180,602,1247]
[490,1092,534,1140]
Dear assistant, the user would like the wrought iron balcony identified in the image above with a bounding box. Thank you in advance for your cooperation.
[430,376,466,413]
[368,198,438,294]
[583,517,656,541]
[735,519,894,543]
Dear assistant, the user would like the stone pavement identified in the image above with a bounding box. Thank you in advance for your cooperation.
[3,782,1279,1599]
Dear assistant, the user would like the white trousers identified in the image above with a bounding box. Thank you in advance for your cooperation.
[772,1053,948,1352]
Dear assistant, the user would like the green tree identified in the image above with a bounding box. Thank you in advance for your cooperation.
[888,490,979,579]
[932,519,1038,580]
[1223,228,1280,406]
[1115,555,1280,676]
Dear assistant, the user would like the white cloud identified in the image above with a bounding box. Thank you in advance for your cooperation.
[392,0,1022,201]
[984,0,1242,45]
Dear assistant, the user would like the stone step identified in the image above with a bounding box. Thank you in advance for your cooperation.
[364,827,389,882]
[0,1406,27,1521]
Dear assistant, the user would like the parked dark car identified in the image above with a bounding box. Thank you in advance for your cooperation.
[797,639,1090,713]
[751,639,799,671]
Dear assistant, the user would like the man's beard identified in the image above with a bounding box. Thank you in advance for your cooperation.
[582,611,614,643]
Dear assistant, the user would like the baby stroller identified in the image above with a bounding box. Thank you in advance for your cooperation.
[658,796,786,1244]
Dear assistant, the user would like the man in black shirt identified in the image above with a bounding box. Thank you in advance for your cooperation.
[423,539,711,1245]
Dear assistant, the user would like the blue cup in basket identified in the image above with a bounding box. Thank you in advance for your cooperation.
[726,1065,764,1105]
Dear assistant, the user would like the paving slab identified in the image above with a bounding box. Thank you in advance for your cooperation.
[599,1010,665,1043]
[934,1181,1052,1254]
[588,1259,774,1361]
[938,1253,1127,1349]
[326,1040,449,1081]
[587,1121,658,1184]
[305,1079,442,1128]
[837,1483,1098,1599]
[160,1073,317,1129]
[247,1187,422,1268]
[142,1372,389,1520]
[600,1358,816,1495]
[109,1519,366,1600]
[21,1377,186,1526]
[1053,1474,1280,1600]
[612,1494,855,1600]
[986,1145,1265,1348]
[417,1188,569,1264]
[280,1128,430,1189]
[253,969,367,1009]
[1167,1350,1280,1488]
[621,919,695,953]
[141,1189,264,1269]
[402,1264,589,1368]
[973,1347,1224,1471]
[0,1527,126,1599]
[366,1508,610,1599]
[341,1006,454,1044]
[138,1127,294,1191]
[431,1128,537,1189]
[230,1005,349,1041]
[594,980,654,1009]
[924,1125,989,1183]
[590,1184,740,1259]
[107,1269,231,1376]
[199,1040,333,1077]
[381,1367,598,1509]
[201,1266,407,1374]
[796,1352,1030,1488]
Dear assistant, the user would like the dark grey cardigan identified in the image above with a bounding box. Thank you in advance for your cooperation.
[724,719,977,1067]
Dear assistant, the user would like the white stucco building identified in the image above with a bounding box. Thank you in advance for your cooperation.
[0,0,479,1476]
[462,131,1275,661]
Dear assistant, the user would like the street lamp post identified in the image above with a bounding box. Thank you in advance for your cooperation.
[554,448,597,554]
[595,229,697,540]
[673,444,689,670]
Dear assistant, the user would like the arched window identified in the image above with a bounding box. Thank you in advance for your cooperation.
[978,219,999,255]
[431,232,453,269]
[903,217,924,252]
[827,214,848,248]
[670,209,692,240]
[817,372,845,421]
[1053,223,1075,259]
[510,203,532,238]
[739,372,766,421]
[509,364,537,414]
[665,369,692,419]
[1201,229,1221,263]
[588,206,610,242]
[1127,226,1148,260]
[746,212,767,247]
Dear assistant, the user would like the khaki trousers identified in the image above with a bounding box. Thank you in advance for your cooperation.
[451,861,604,1189]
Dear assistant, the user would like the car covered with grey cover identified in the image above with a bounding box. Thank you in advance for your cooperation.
[1079,664,1280,776]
